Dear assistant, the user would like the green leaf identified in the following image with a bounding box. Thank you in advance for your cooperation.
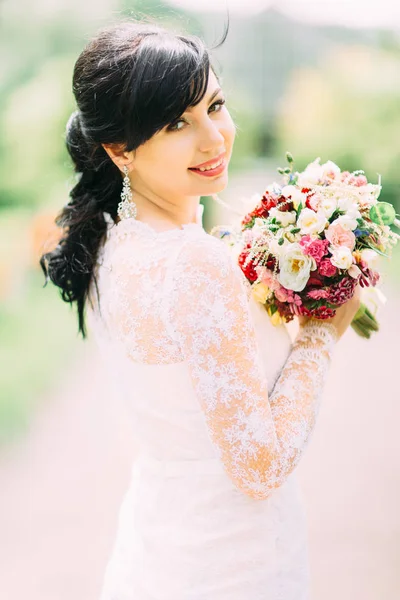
[286,151,294,163]
[296,202,303,217]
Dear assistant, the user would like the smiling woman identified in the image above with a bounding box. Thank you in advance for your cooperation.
[40,18,234,338]
[101,69,235,226]
[39,15,345,600]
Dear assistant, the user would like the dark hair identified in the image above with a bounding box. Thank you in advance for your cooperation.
[40,16,229,339]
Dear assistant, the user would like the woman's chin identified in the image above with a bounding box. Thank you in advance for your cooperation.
[192,172,229,195]
[212,175,229,193]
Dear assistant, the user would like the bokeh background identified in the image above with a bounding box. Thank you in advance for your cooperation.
[0,1,399,599]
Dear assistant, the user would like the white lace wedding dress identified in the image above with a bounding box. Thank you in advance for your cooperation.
[86,206,337,600]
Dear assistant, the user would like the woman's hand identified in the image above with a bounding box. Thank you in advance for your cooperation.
[298,284,361,340]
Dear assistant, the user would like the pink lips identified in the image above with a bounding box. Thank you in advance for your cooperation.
[190,151,226,169]
[188,152,227,177]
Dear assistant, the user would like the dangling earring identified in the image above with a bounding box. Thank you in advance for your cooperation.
[117,165,137,220]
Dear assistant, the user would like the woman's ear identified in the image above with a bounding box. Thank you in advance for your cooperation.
[102,143,133,171]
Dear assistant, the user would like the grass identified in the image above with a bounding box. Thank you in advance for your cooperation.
[0,268,80,447]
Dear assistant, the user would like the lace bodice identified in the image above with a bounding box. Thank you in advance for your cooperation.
[88,215,337,501]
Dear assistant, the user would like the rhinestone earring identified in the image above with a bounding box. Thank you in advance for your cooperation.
[117,165,137,220]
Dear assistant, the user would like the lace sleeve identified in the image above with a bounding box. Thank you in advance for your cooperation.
[169,237,338,500]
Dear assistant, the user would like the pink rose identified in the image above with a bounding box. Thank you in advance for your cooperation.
[256,265,280,291]
[340,172,368,187]
[307,288,330,300]
[340,172,358,185]
[299,234,312,248]
[319,259,337,278]
[354,175,368,187]
[301,237,330,264]
[274,286,289,302]
[275,285,302,305]
[325,223,356,250]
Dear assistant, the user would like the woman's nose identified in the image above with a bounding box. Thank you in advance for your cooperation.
[198,120,226,153]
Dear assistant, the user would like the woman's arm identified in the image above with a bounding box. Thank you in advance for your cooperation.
[168,236,337,500]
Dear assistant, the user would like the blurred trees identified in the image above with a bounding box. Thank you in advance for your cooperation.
[275,44,400,210]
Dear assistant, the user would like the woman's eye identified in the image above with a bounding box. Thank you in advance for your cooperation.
[167,98,226,132]
[210,98,226,113]
[168,119,186,132]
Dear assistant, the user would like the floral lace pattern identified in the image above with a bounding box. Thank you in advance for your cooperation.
[167,235,337,500]
[90,219,206,364]
[90,218,337,500]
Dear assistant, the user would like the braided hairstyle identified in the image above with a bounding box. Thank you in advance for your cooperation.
[40,18,229,338]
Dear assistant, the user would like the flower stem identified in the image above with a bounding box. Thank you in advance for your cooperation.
[351,302,379,339]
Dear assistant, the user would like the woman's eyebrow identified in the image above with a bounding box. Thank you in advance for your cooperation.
[207,87,222,103]
[185,87,222,111]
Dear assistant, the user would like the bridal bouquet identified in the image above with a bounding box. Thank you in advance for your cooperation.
[211,153,400,338]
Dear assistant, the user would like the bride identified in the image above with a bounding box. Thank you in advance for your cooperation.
[40,18,360,600]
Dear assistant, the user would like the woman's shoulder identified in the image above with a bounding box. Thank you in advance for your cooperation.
[178,227,236,266]
[174,228,249,295]
[101,216,240,279]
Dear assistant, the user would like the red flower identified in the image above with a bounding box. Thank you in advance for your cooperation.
[319,259,337,278]
[276,197,294,212]
[302,188,317,210]
[260,191,278,215]
[290,303,311,317]
[266,254,277,270]
[312,305,336,319]
[275,299,296,321]
[238,248,259,282]
[326,276,358,305]
[307,274,324,287]
[359,268,380,288]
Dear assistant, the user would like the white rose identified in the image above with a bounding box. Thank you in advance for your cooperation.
[358,190,377,208]
[281,185,295,198]
[360,248,379,268]
[320,197,338,218]
[360,183,380,207]
[277,243,313,292]
[269,206,296,227]
[331,214,359,231]
[337,197,361,221]
[337,197,354,212]
[297,159,324,187]
[321,160,341,179]
[252,218,269,235]
[269,237,288,257]
[280,186,308,210]
[297,207,328,235]
[329,246,354,270]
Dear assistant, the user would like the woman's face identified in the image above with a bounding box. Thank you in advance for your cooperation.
[129,68,236,206]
